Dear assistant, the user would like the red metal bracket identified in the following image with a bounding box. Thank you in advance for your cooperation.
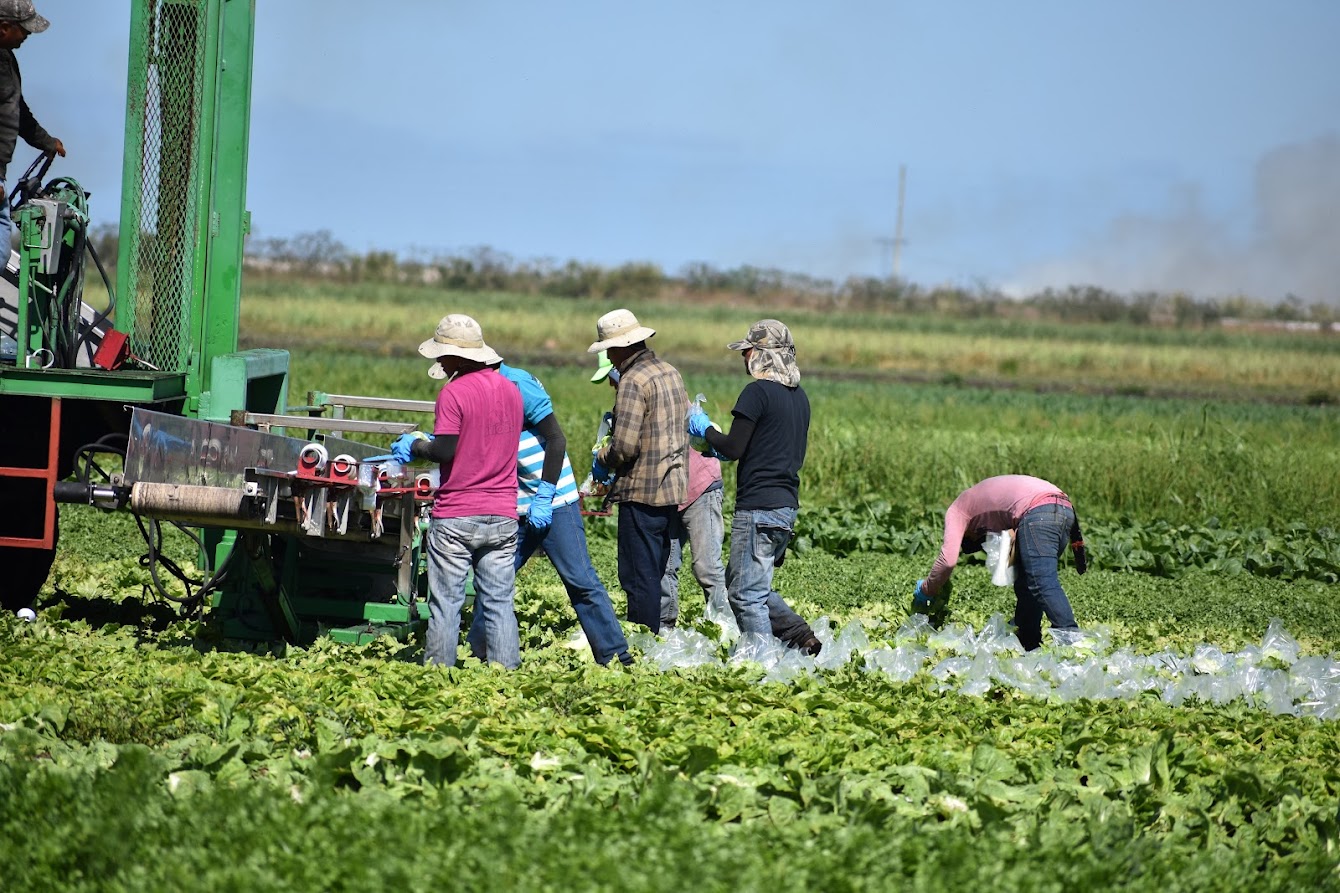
[0,397,60,549]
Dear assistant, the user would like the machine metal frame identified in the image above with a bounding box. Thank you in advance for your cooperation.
[0,1,440,645]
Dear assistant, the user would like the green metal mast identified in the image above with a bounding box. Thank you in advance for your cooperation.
[115,0,279,420]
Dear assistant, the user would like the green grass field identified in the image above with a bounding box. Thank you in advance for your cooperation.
[3,287,1339,891]
[246,279,1340,402]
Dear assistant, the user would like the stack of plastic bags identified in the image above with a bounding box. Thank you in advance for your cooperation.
[624,610,1340,720]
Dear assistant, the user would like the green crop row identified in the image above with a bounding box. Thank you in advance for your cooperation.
[282,352,1340,530]
[6,529,1340,893]
[13,500,1340,892]
[8,318,1338,892]
[242,281,1340,401]
[777,508,1340,586]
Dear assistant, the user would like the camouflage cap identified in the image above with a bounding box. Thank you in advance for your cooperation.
[730,319,801,386]
[0,0,49,32]
[727,318,794,352]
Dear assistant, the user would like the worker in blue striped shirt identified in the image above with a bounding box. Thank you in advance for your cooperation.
[466,361,633,666]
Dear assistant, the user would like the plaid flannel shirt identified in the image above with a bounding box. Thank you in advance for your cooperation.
[598,348,689,506]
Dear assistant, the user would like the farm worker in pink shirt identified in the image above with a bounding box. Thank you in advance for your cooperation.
[914,474,1087,650]
[389,314,524,668]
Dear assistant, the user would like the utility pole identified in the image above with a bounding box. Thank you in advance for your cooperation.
[874,164,908,282]
[891,164,907,281]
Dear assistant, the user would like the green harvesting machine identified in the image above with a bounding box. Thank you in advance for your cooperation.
[0,0,439,644]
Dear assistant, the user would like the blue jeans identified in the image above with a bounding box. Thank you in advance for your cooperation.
[469,501,630,665]
[617,502,678,633]
[425,515,519,668]
[726,506,813,645]
[660,487,727,626]
[1011,502,1080,650]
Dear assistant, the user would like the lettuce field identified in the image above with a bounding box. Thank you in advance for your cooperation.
[3,290,1339,891]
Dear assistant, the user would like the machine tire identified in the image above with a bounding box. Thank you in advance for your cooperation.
[0,529,58,612]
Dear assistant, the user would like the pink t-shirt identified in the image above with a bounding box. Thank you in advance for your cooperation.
[925,475,1070,595]
[682,449,723,511]
[431,368,524,520]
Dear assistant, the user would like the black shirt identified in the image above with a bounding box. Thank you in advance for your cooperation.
[732,379,809,511]
[0,50,56,179]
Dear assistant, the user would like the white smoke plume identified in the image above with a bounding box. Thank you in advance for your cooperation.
[1010,135,1340,306]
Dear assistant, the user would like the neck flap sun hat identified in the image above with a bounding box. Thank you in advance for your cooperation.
[0,0,50,32]
[419,313,503,379]
[587,308,655,353]
[728,318,801,387]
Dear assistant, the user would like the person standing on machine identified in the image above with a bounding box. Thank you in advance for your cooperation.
[0,1,65,237]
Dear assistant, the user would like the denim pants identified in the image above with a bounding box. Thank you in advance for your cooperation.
[617,502,678,633]
[660,487,727,626]
[425,515,519,668]
[469,500,630,665]
[726,506,813,644]
[1011,502,1080,650]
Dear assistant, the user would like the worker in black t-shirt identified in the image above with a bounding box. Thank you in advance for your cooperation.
[688,319,821,656]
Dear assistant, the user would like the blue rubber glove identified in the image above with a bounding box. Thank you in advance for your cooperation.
[591,450,614,486]
[391,431,430,464]
[527,480,557,530]
[686,406,713,439]
[911,579,932,613]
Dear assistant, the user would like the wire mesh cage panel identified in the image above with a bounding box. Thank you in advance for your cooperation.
[118,0,209,373]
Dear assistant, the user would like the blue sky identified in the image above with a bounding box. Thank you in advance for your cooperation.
[19,1,1340,303]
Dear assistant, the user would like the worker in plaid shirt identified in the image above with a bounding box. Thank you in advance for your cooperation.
[587,309,689,634]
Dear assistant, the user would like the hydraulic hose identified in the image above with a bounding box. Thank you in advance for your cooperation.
[74,238,117,361]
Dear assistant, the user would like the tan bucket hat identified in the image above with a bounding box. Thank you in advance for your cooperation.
[419,314,502,378]
[587,308,656,353]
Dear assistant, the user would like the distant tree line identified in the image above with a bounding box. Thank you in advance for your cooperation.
[86,225,1338,329]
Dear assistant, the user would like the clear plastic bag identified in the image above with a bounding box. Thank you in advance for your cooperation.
[984,530,1015,586]
[927,622,978,655]
[864,643,931,682]
[1261,618,1301,665]
[626,612,1338,718]
[814,618,870,670]
[724,631,824,683]
[975,614,1023,654]
[688,393,721,454]
[705,590,739,642]
[579,412,615,497]
[633,628,724,670]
